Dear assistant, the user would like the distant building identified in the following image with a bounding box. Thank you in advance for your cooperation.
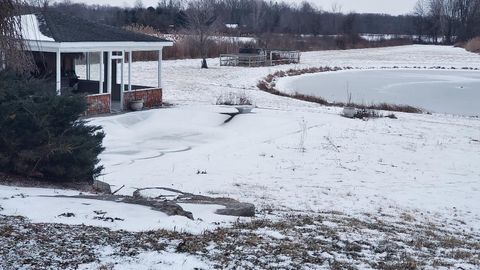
[225,24,239,29]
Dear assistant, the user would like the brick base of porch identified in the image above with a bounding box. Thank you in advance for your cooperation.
[123,88,163,111]
[85,93,111,116]
[85,88,162,116]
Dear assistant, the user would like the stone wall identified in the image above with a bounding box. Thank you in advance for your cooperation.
[85,94,111,116]
[123,88,162,110]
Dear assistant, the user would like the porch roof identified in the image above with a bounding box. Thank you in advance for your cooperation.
[20,10,173,52]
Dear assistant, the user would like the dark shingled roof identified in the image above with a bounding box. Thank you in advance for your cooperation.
[35,10,170,43]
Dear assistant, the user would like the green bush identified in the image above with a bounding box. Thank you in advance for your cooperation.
[0,71,105,183]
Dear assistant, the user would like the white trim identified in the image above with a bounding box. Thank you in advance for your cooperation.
[86,52,91,80]
[86,93,110,97]
[56,50,61,96]
[99,51,104,94]
[107,51,112,94]
[25,40,172,53]
[128,51,132,92]
[158,49,162,88]
[135,87,161,91]
[120,50,125,111]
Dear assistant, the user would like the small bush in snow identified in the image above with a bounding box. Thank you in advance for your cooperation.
[344,108,398,120]
[216,92,253,106]
[465,37,480,53]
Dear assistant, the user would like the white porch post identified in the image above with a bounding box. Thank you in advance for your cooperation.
[120,51,125,111]
[107,51,112,94]
[56,49,61,96]
[157,49,162,88]
[99,51,104,94]
[128,51,132,92]
[86,52,90,80]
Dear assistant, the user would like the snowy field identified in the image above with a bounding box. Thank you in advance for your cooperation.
[276,69,480,116]
[94,45,480,229]
[2,45,480,269]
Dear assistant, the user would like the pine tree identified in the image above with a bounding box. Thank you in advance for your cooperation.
[0,71,105,183]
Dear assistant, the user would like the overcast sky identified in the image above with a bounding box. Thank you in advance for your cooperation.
[62,0,418,15]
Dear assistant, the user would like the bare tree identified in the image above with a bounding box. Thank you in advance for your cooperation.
[428,0,443,43]
[331,1,343,34]
[134,0,144,9]
[185,0,218,68]
[455,0,480,41]
[251,0,264,35]
[0,0,34,72]
[414,0,480,43]
[413,0,428,42]
[440,0,457,44]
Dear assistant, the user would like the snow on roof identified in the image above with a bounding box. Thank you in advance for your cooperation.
[19,14,54,42]
[18,10,171,43]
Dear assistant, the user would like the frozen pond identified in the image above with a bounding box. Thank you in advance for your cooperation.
[278,69,480,116]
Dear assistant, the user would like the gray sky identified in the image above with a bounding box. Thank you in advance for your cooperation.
[62,0,418,15]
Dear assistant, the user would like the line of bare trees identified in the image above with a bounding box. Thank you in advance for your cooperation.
[51,0,417,36]
[413,0,480,44]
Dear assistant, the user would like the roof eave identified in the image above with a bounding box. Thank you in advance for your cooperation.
[25,40,174,53]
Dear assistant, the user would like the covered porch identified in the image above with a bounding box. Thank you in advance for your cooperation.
[20,10,173,116]
[30,45,167,116]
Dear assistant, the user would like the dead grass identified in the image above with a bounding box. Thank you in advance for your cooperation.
[465,37,480,53]
[216,92,253,106]
[124,24,255,61]
[1,211,479,270]
[0,225,14,237]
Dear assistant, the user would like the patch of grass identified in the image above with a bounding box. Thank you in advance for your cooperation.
[0,225,14,237]
[465,37,480,53]
[292,93,329,105]
[2,210,479,270]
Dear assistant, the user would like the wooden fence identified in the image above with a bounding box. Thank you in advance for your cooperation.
[220,50,301,67]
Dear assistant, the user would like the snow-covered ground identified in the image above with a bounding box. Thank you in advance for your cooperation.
[0,186,240,234]
[92,45,480,230]
[1,45,480,269]
[5,44,480,231]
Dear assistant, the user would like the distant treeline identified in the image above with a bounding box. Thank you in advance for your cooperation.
[50,0,418,37]
[413,0,480,44]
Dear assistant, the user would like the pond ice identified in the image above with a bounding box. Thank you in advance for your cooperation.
[277,69,480,116]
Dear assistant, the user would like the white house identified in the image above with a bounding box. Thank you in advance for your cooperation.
[18,10,173,115]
